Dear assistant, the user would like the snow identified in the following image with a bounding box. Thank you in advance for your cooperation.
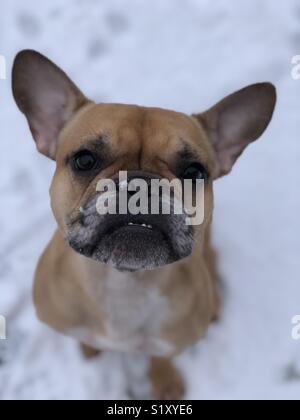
[0,0,300,400]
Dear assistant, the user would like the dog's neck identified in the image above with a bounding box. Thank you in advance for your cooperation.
[72,234,206,308]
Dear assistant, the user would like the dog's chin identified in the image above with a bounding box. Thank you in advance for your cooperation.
[92,225,178,272]
[68,217,194,271]
[68,212,194,272]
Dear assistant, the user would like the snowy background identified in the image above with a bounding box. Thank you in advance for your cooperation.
[0,0,300,400]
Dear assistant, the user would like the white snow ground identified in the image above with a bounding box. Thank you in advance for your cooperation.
[0,0,300,400]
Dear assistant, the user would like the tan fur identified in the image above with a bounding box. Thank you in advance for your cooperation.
[13,51,276,400]
[34,105,219,348]
[33,105,218,399]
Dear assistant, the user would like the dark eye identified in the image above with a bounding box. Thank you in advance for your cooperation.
[73,151,97,172]
[182,163,207,180]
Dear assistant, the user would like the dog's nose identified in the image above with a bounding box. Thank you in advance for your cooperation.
[115,171,161,197]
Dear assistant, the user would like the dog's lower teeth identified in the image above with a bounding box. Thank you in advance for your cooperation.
[127,223,153,230]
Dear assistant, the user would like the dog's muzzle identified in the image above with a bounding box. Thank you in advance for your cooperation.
[67,172,195,272]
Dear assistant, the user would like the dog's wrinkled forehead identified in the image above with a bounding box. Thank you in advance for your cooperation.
[56,103,215,174]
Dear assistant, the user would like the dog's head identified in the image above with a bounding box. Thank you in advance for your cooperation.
[12,50,276,271]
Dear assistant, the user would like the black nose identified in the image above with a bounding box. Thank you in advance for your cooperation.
[115,171,161,196]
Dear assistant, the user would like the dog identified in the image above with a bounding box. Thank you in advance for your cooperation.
[12,50,276,400]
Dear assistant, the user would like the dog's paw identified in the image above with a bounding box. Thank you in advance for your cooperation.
[149,357,185,400]
[152,374,185,401]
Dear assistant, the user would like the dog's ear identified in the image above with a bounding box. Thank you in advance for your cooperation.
[194,83,276,178]
[12,50,89,160]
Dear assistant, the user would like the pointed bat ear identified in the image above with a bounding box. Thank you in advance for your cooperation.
[12,50,90,160]
[194,83,277,178]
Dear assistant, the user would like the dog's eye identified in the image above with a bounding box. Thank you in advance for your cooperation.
[73,151,97,172]
[182,163,207,180]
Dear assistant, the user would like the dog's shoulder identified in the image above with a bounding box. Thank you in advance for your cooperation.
[33,230,86,332]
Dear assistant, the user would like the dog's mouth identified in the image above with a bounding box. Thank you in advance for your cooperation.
[107,221,155,234]
[68,212,194,272]
[94,215,178,271]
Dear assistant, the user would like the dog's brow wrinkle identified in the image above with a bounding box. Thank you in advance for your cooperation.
[65,136,109,163]
[179,143,199,161]
[82,136,108,153]
[84,135,107,145]
[177,144,209,173]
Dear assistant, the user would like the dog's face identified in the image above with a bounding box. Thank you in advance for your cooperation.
[50,103,216,271]
[12,50,276,271]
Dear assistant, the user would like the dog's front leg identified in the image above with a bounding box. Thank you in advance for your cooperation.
[148,357,185,400]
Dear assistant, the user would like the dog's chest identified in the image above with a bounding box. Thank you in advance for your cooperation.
[72,273,174,356]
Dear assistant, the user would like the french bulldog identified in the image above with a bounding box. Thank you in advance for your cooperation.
[12,50,276,400]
